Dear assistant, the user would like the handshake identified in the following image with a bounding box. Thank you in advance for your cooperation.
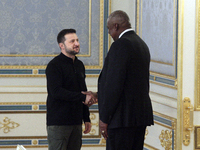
[82,91,98,107]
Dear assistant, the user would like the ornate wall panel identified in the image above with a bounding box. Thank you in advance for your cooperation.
[0,102,177,149]
[137,0,178,86]
[0,0,110,77]
[0,102,104,149]
[144,112,177,150]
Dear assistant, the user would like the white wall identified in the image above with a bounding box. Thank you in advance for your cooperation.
[111,0,136,29]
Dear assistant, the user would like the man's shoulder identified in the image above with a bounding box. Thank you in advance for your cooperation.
[46,54,63,69]
[118,37,132,43]
[111,38,132,50]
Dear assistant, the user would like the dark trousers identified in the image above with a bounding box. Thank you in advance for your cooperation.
[106,126,147,150]
[47,125,82,150]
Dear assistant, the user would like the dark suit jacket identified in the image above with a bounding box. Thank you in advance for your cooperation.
[98,31,154,129]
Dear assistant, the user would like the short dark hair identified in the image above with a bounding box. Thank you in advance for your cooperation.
[108,10,131,28]
[57,29,76,44]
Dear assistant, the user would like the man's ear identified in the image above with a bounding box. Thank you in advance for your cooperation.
[59,43,64,50]
[114,23,119,31]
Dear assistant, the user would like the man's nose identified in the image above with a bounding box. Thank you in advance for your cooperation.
[75,40,79,45]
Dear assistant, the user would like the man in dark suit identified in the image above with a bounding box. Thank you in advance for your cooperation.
[98,10,154,150]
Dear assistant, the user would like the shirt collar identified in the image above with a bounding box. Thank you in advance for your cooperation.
[119,28,134,39]
[60,52,77,63]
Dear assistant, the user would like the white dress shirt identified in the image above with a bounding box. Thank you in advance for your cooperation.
[118,28,134,39]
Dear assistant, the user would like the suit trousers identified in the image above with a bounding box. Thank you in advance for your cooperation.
[47,125,82,150]
[106,126,147,150]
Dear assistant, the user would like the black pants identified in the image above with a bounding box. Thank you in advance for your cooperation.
[47,125,82,150]
[106,126,147,150]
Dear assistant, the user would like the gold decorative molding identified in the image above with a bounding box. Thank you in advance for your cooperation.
[159,130,172,150]
[32,140,38,145]
[195,126,200,149]
[150,72,176,85]
[136,0,140,34]
[150,80,177,90]
[99,137,106,145]
[32,105,39,110]
[99,0,104,69]
[33,69,38,75]
[195,0,200,111]
[0,117,20,133]
[153,111,176,150]
[88,129,96,135]
[176,0,184,148]
[183,97,193,146]
[174,79,177,87]
[154,111,177,130]
[90,113,96,120]
[91,122,98,127]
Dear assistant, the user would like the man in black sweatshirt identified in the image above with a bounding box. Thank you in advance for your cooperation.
[45,29,96,150]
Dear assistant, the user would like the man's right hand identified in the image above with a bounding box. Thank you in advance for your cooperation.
[82,91,98,106]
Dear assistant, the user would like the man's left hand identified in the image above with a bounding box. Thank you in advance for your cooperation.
[99,120,108,140]
[84,122,91,134]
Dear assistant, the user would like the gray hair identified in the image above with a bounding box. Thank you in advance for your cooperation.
[108,10,131,28]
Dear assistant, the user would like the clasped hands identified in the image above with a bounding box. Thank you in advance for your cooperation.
[82,91,98,107]
[82,91,108,139]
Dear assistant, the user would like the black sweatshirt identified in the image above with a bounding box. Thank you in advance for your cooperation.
[45,53,90,126]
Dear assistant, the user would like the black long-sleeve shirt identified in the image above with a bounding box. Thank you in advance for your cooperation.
[46,53,90,126]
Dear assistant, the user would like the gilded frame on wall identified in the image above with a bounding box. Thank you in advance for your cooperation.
[0,0,109,77]
[195,0,200,111]
[136,0,178,87]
